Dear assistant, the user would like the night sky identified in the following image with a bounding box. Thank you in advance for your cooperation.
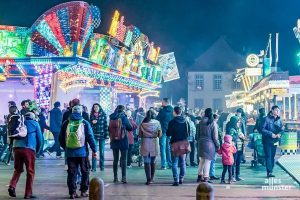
[0,0,300,100]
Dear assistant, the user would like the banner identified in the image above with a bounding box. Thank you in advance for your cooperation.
[263,58,271,77]
[158,52,180,82]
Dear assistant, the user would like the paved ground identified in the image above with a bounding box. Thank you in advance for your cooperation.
[0,149,300,200]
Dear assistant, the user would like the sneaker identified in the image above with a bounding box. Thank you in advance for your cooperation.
[220,180,226,184]
[91,169,96,172]
[161,167,167,170]
[267,173,275,178]
[81,192,88,197]
[232,177,236,182]
[122,177,127,184]
[179,179,184,184]
[236,176,244,181]
[56,156,63,159]
[186,163,190,167]
[210,176,220,180]
[197,175,203,183]
[172,182,179,186]
[113,177,119,183]
[24,195,37,199]
[69,193,79,199]
[190,162,197,167]
[8,186,16,197]
[127,165,132,168]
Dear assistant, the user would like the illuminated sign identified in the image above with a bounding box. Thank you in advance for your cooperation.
[108,10,120,37]
[271,88,288,95]
[246,54,259,67]
[245,67,262,76]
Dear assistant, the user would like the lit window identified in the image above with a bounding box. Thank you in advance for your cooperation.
[195,74,204,90]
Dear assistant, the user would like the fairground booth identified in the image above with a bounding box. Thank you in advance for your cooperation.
[0,1,179,117]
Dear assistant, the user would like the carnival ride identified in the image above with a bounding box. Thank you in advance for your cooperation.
[0,1,165,111]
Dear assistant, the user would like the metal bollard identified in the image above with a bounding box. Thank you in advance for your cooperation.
[89,177,104,200]
[196,182,214,200]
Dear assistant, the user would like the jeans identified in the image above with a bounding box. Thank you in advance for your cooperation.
[127,144,133,166]
[112,149,127,179]
[92,139,105,170]
[37,135,45,158]
[171,154,186,182]
[198,157,211,178]
[221,165,232,181]
[159,134,172,168]
[48,132,61,156]
[263,143,277,174]
[143,155,156,164]
[67,157,90,195]
[10,148,36,197]
[209,153,217,177]
[189,140,195,164]
[232,150,243,178]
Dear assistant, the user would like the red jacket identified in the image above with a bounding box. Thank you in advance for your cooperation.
[128,117,137,145]
[217,142,237,165]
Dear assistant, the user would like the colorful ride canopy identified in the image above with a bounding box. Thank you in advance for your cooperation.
[0,1,162,89]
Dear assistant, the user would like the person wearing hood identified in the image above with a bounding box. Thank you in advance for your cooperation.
[109,105,133,184]
[47,101,63,158]
[139,110,162,185]
[166,106,190,186]
[196,108,220,183]
[8,111,42,199]
[262,105,283,178]
[225,116,245,182]
[157,98,174,170]
[218,135,237,184]
[59,105,97,199]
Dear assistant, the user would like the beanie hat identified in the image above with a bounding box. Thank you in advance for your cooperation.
[72,105,82,114]
[224,135,232,143]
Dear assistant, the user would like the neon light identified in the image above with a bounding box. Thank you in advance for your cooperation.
[108,10,120,37]
[116,16,126,42]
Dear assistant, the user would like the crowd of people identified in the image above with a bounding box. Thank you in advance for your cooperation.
[1,97,284,199]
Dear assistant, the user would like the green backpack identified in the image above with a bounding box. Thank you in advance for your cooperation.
[66,119,85,149]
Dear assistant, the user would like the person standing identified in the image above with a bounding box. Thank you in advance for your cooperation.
[262,105,283,178]
[156,98,174,170]
[125,110,137,168]
[109,105,133,184]
[20,100,30,116]
[167,106,190,186]
[218,135,236,184]
[90,103,108,171]
[47,101,63,158]
[253,108,266,133]
[59,105,97,199]
[139,110,162,185]
[226,116,245,182]
[37,108,49,158]
[196,108,220,183]
[8,112,42,199]
[185,113,197,167]
[236,108,247,163]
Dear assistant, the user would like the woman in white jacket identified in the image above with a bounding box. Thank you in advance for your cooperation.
[139,110,162,185]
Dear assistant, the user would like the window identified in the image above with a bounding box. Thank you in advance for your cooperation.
[232,75,242,90]
[195,74,204,90]
[213,98,222,111]
[213,74,222,90]
[194,98,204,108]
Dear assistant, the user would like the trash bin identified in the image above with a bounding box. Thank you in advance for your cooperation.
[280,131,297,155]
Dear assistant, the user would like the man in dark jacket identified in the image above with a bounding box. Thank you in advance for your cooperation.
[59,105,97,199]
[8,112,42,199]
[20,100,30,116]
[166,106,190,186]
[109,105,133,184]
[262,105,283,178]
[47,101,63,158]
[156,98,174,169]
[37,108,50,158]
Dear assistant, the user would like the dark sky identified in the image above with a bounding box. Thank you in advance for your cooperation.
[1,0,300,99]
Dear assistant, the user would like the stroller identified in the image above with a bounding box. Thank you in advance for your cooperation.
[250,132,265,167]
[131,139,143,167]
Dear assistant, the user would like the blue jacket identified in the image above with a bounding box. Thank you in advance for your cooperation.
[13,119,43,153]
[262,113,283,144]
[156,105,174,134]
[109,112,133,150]
[59,113,97,157]
[50,107,62,133]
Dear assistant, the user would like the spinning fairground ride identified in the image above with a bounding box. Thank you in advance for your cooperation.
[0,1,171,114]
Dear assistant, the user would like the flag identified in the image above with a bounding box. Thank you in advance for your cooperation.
[158,52,180,82]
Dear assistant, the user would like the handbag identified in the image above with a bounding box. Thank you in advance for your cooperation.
[171,121,191,156]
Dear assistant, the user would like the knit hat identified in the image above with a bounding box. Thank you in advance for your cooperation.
[72,105,83,114]
[54,101,61,108]
[224,135,232,143]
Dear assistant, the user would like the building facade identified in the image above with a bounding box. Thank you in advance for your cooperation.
[188,71,242,112]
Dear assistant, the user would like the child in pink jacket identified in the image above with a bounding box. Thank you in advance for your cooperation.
[218,135,237,184]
